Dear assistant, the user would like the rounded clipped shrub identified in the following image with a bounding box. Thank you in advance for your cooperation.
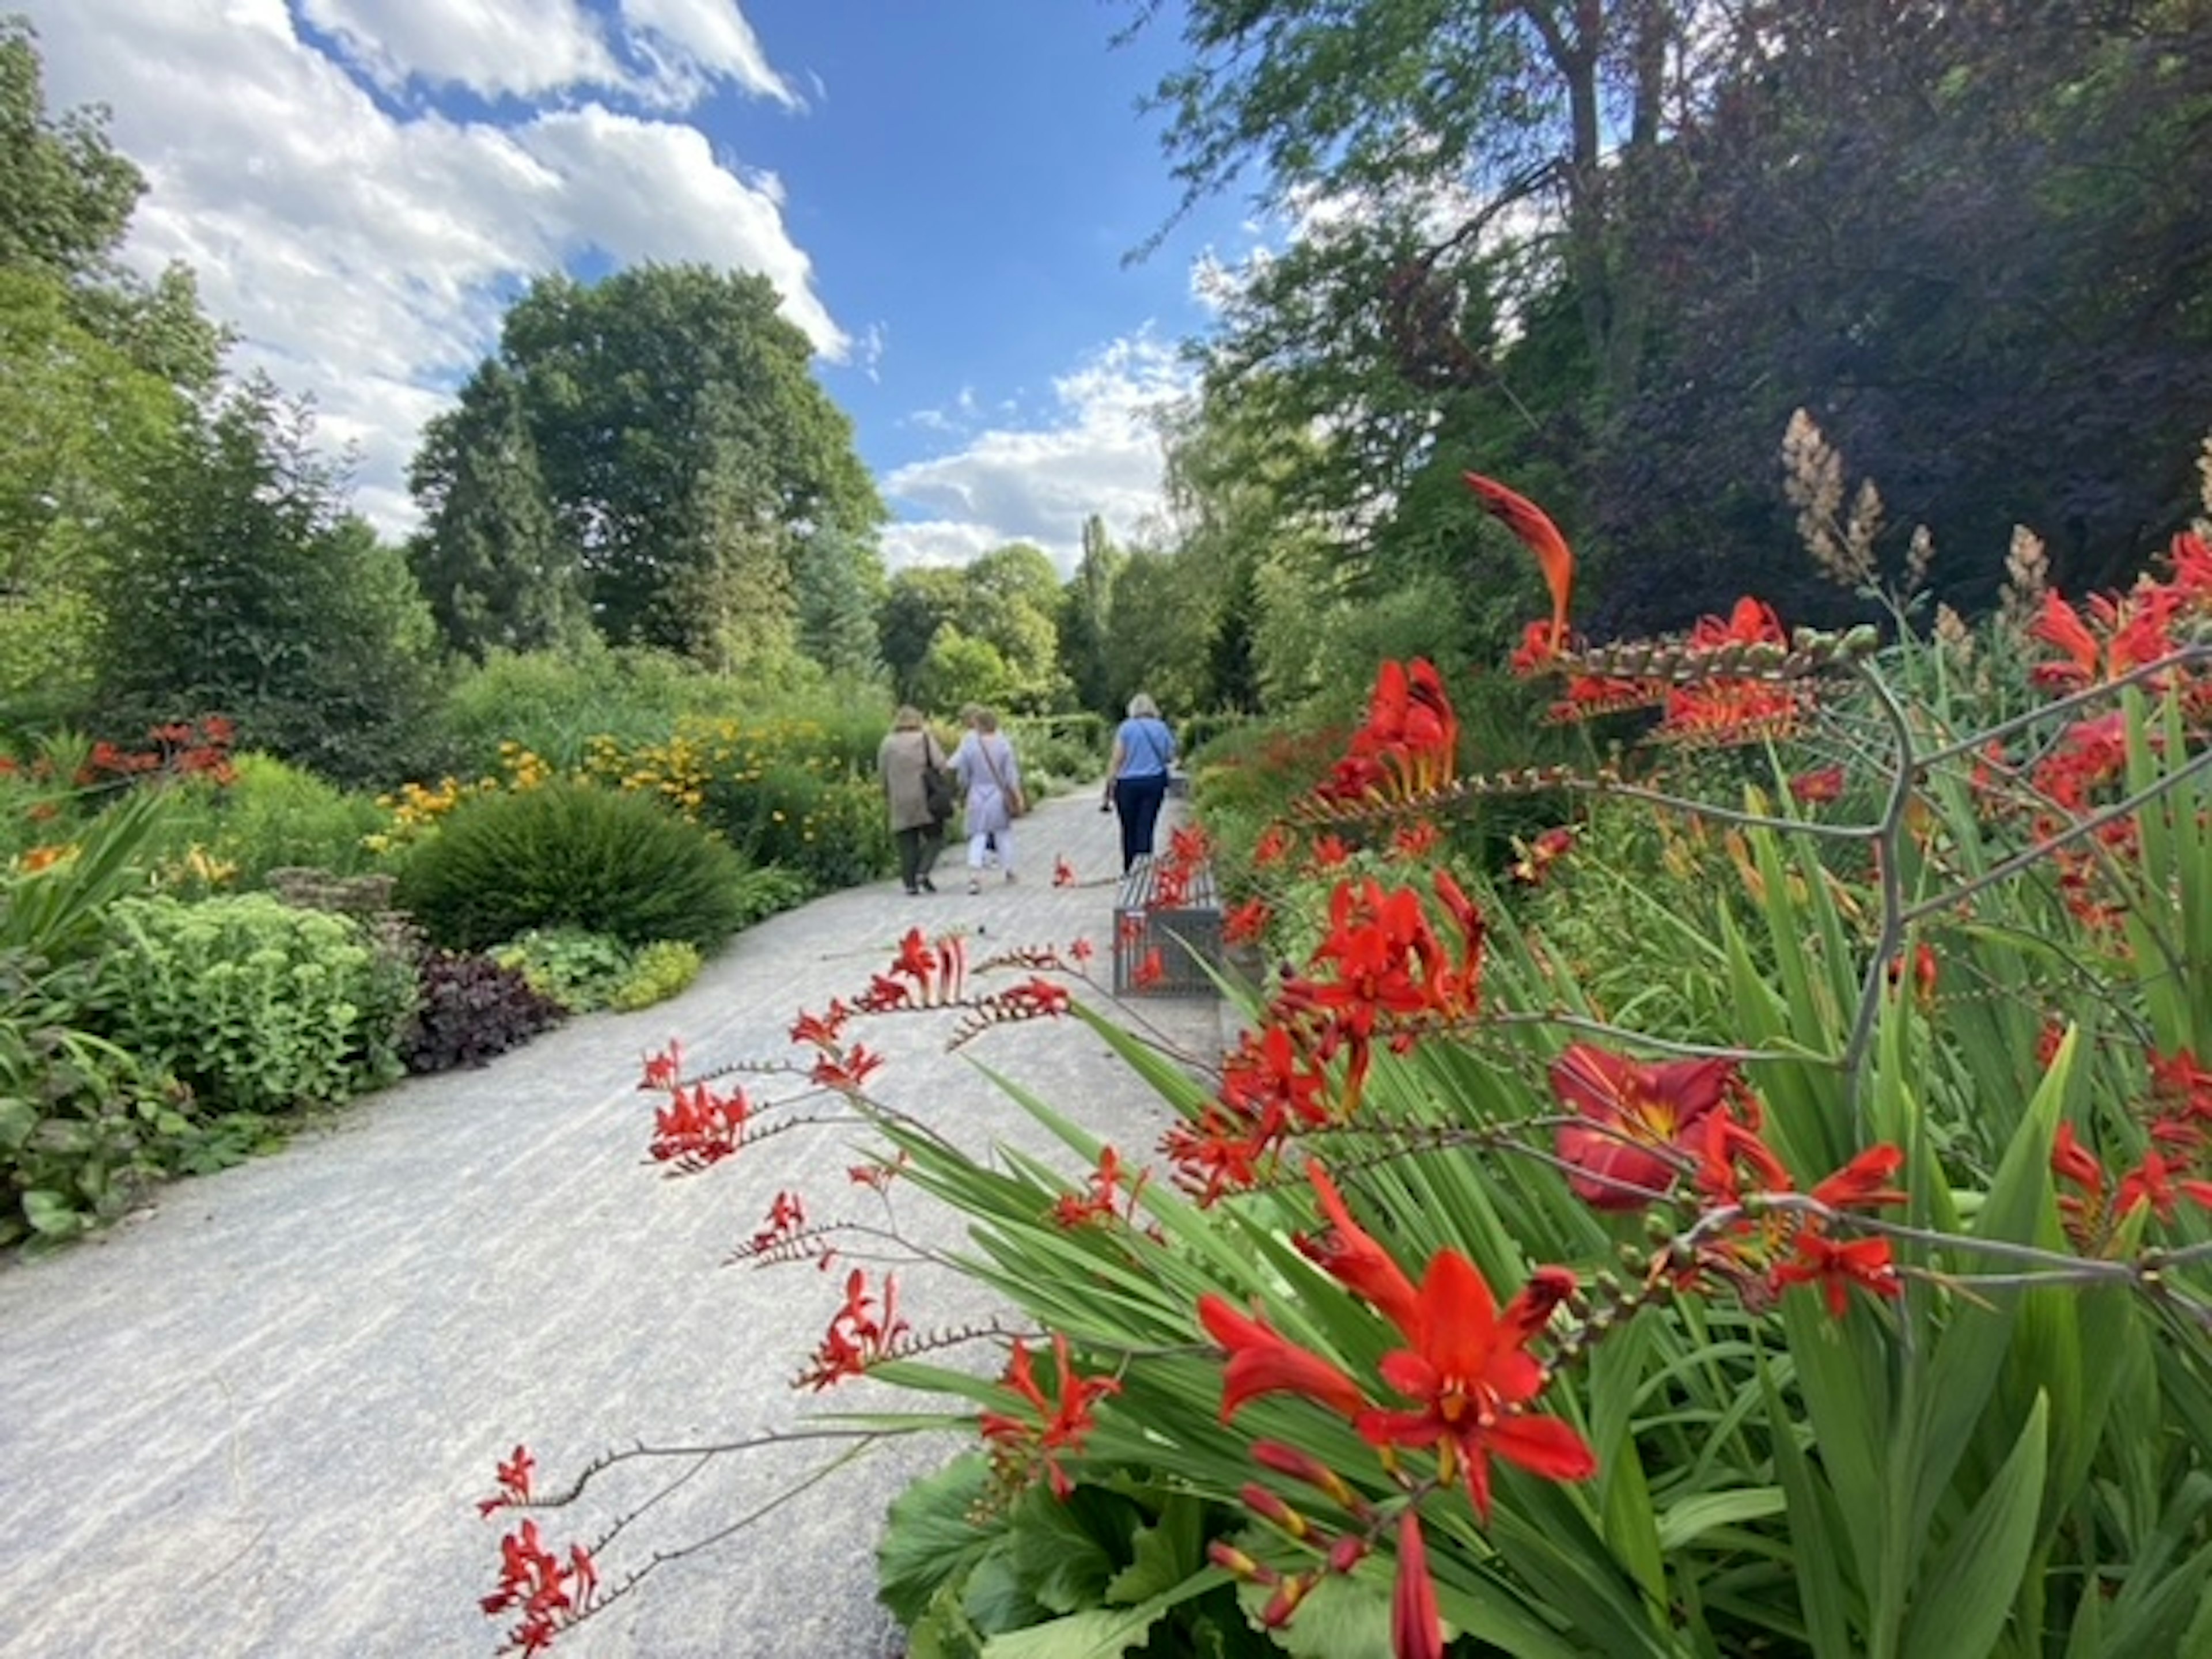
[394,779,749,952]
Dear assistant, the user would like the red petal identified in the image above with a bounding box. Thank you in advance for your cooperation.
[1489,1412,1599,1484]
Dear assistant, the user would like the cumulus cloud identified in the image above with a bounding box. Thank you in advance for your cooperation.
[882,335,1192,576]
[19,0,829,537]
[298,0,796,109]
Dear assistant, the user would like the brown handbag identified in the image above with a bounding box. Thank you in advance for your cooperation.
[980,737,1026,816]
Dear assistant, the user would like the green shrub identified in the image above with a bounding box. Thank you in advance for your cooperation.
[147,752,386,888]
[607,940,703,1011]
[92,893,414,1115]
[431,643,755,775]
[395,779,750,951]
[729,864,812,928]
[493,927,635,1013]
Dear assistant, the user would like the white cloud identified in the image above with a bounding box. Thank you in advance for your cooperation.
[301,0,623,102]
[618,0,797,108]
[882,335,1192,576]
[298,0,796,109]
[19,0,836,539]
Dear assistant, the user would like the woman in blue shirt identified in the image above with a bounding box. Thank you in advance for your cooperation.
[1103,692,1176,873]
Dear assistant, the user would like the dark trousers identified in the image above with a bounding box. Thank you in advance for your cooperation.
[1112,775,1169,872]
[896,824,943,889]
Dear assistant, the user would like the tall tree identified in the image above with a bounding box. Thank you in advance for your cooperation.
[1134,0,1695,412]
[1058,516,1123,715]
[0,20,222,728]
[880,566,968,703]
[792,525,885,681]
[412,265,883,666]
[1596,0,2212,626]
[407,363,585,660]
[99,377,440,783]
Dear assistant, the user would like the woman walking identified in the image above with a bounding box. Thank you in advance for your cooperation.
[876,705,949,895]
[951,707,1024,892]
[1104,692,1176,873]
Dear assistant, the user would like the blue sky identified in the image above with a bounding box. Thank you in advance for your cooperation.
[20,0,1256,572]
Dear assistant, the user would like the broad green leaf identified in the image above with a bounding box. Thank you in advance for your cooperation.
[876,1452,1001,1627]
[1237,1569,1393,1659]
[1899,1392,2048,1659]
[1104,1496,1203,1605]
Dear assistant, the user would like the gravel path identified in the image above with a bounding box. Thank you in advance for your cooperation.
[0,789,1224,1658]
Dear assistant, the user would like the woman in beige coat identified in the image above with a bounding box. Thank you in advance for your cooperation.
[876,705,949,895]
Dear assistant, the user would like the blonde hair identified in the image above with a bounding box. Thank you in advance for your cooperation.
[892,704,925,730]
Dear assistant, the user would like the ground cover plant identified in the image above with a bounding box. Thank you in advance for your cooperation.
[468,451,2212,1657]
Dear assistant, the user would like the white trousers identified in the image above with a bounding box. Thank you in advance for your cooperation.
[967,827,1013,873]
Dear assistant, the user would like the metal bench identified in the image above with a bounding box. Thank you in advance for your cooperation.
[1112,856,1223,997]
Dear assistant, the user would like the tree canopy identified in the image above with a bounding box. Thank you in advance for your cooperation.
[409,266,886,673]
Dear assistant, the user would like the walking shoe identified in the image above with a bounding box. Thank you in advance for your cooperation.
[919,876,937,893]
[967,876,982,895]
[1005,870,1018,885]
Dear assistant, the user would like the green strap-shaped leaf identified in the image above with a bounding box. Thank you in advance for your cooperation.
[1898,1391,2049,1659]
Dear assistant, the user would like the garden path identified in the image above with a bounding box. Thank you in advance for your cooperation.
[0,787,1224,1658]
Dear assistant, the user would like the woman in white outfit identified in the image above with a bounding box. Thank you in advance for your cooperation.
[950,707,1022,892]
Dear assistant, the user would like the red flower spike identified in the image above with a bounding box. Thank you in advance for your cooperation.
[1391,1508,1445,1659]
[1197,1294,1368,1422]
[1466,473,1574,654]
[1052,856,1077,887]
[1354,1250,1597,1523]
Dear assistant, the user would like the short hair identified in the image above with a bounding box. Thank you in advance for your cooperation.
[892,704,924,730]
[975,707,1001,733]
[1127,693,1160,719]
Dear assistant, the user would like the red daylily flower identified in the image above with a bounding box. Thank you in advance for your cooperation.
[1551,1044,1740,1210]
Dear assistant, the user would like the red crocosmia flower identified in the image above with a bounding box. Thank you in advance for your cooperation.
[1789,766,1845,805]
[1052,856,1077,887]
[1225,898,1271,945]
[1392,818,1442,858]
[979,1331,1120,1498]
[749,1189,808,1253]
[1134,948,1166,989]
[1310,834,1353,869]
[1550,1044,1739,1210]
[1298,1162,1421,1336]
[798,1268,910,1390]
[1772,1233,1901,1319]
[1391,1508,1445,1659]
[1509,826,1575,885]
[788,1001,852,1049]
[639,1040,683,1092]
[1198,1294,1368,1422]
[1885,942,1938,1002]
[1812,1146,1907,1211]
[2115,1150,2212,1224]
[2151,1049,2212,1120]
[1354,1250,1596,1524]
[1466,474,1574,654]
[1253,825,1293,868]
[476,1443,536,1516]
